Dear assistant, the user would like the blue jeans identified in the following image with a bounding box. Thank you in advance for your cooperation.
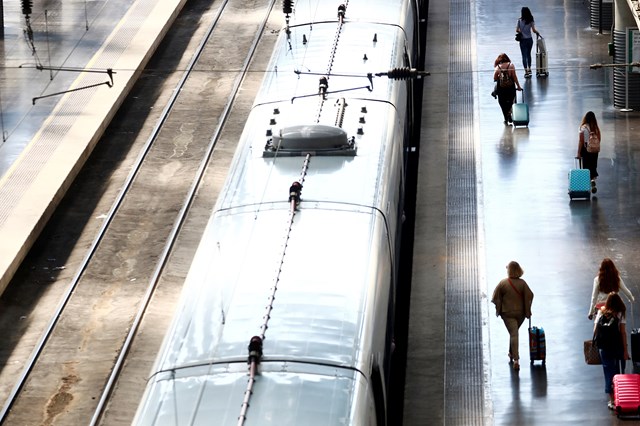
[519,38,534,69]
[599,348,624,394]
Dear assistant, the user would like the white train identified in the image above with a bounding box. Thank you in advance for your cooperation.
[133,1,423,424]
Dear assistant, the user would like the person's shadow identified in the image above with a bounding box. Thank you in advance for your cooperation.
[507,365,525,423]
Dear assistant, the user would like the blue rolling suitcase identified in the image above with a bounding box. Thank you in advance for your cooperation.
[528,318,546,365]
[512,91,529,127]
[568,157,591,200]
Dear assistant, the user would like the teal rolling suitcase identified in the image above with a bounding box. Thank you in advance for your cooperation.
[569,157,591,200]
[512,91,529,127]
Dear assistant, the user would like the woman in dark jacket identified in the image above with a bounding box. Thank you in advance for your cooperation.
[491,261,534,370]
[593,293,629,410]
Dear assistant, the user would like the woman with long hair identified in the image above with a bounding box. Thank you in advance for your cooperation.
[515,7,541,78]
[577,111,602,193]
[492,53,522,124]
[588,258,635,320]
[593,293,629,410]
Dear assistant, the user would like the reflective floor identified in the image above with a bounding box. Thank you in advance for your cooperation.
[405,0,640,424]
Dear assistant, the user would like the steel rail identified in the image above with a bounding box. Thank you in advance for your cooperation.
[0,0,235,422]
[90,0,278,424]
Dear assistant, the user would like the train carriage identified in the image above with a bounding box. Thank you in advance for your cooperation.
[133,1,421,424]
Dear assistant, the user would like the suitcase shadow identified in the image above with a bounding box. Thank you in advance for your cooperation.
[530,364,548,398]
[496,126,528,179]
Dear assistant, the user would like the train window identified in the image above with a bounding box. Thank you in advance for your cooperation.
[263,124,356,157]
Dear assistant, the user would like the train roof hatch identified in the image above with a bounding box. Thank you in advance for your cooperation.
[264,124,356,157]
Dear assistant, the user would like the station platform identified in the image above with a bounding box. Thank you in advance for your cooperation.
[0,0,187,294]
[404,0,640,424]
[2,0,640,424]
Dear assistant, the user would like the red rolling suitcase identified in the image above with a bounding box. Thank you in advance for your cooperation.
[613,374,640,417]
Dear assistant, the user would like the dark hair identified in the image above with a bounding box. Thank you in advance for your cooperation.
[521,7,534,24]
[580,111,601,141]
[598,258,621,293]
[603,292,626,317]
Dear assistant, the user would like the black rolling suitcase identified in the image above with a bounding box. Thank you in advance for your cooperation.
[631,302,640,371]
[632,329,640,367]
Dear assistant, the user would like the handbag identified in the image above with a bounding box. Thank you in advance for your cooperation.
[584,339,601,365]
[515,32,523,42]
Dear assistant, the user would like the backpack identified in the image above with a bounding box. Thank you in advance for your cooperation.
[593,313,622,351]
[498,63,513,88]
[586,130,600,153]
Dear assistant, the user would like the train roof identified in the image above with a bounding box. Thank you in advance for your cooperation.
[216,18,411,210]
[154,207,388,369]
[135,363,374,425]
[134,207,387,425]
[287,0,414,28]
[134,1,415,424]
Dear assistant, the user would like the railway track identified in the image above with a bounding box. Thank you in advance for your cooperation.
[0,0,280,424]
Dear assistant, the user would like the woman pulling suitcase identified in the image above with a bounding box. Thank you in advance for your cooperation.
[491,261,534,371]
[592,293,629,410]
[491,53,522,125]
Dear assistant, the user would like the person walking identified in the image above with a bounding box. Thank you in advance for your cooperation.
[491,261,534,371]
[588,258,635,320]
[577,111,601,194]
[492,53,522,125]
[593,292,629,410]
[515,7,541,78]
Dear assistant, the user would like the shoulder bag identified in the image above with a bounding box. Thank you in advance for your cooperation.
[584,339,601,364]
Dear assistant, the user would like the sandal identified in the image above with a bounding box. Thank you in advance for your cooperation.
[513,361,520,371]
[608,401,616,410]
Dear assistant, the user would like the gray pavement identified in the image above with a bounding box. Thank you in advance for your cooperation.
[0,0,134,176]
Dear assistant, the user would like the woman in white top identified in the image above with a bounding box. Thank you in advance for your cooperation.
[515,7,541,78]
[588,258,635,320]
[577,111,601,193]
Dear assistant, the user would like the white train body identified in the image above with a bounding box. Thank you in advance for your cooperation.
[134,1,419,424]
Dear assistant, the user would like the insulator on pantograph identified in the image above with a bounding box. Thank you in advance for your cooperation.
[283,0,293,15]
[377,67,431,80]
[21,0,33,17]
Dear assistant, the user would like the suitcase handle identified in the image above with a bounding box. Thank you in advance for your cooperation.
[574,157,583,169]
